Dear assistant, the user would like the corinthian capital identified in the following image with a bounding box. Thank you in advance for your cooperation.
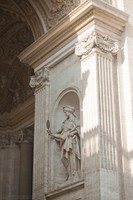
[0,133,10,148]
[30,66,50,91]
[11,128,33,144]
[75,31,119,59]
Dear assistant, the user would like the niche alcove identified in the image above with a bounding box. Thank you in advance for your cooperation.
[50,90,80,189]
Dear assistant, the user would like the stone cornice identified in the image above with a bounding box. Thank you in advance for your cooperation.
[18,0,128,68]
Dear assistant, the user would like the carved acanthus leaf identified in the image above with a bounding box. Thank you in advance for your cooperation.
[75,31,119,58]
[30,67,50,91]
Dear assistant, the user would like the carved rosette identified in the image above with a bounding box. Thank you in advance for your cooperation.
[75,31,119,59]
[29,66,50,93]
[0,128,33,148]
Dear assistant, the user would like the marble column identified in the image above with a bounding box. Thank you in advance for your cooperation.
[30,66,50,200]
[75,31,121,200]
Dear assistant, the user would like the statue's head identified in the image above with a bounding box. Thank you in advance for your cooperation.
[63,105,75,115]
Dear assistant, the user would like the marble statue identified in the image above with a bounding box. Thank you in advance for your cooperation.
[47,105,81,180]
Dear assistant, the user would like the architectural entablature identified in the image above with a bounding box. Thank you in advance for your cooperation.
[19,0,128,69]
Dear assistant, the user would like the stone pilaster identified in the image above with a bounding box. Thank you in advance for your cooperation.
[30,66,50,200]
[18,128,33,200]
[0,133,20,200]
[75,31,121,200]
[0,128,33,200]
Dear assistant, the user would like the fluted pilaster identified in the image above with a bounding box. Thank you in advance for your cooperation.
[97,53,118,170]
[75,31,120,200]
[30,66,50,200]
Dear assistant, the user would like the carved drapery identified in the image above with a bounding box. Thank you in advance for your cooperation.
[75,31,119,59]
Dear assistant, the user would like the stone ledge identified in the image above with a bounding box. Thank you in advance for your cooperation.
[46,180,84,199]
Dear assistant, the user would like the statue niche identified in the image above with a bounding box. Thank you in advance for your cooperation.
[47,105,81,181]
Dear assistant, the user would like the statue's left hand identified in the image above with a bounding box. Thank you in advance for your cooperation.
[47,130,53,136]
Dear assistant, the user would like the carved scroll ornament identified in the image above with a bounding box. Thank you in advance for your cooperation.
[30,66,50,91]
[75,31,119,59]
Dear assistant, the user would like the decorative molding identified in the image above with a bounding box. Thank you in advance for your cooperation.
[46,180,84,199]
[75,31,119,59]
[30,66,50,92]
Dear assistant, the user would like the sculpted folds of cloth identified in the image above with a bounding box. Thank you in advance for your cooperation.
[47,105,81,180]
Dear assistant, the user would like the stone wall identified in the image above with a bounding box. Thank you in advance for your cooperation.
[19,1,130,200]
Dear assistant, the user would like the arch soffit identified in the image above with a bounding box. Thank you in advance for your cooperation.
[0,0,48,40]
[0,0,82,41]
[0,0,80,40]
